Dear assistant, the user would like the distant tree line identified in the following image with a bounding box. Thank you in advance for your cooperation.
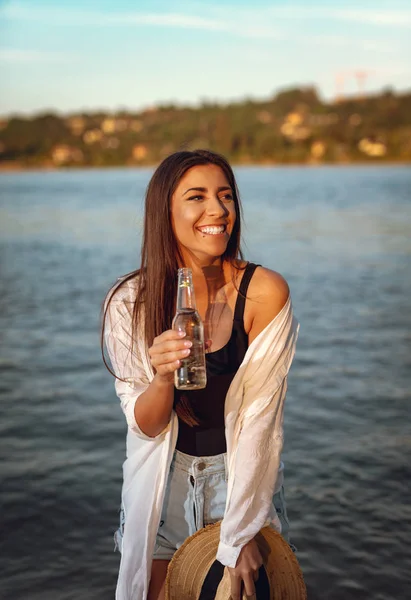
[0,86,410,168]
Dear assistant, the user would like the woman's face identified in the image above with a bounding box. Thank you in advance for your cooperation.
[171,164,236,265]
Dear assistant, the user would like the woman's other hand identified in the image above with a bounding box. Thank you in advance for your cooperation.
[227,538,263,599]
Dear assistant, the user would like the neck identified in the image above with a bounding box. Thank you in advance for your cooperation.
[178,249,223,275]
[202,264,226,299]
[177,249,230,301]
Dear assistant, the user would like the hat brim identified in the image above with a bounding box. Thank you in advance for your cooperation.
[165,521,307,599]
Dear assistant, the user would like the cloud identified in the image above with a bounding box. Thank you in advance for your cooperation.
[0,2,288,39]
[2,1,410,32]
[376,64,411,76]
[0,3,283,39]
[1,2,406,62]
[329,8,411,27]
[233,5,411,28]
[0,3,229,30]
[0,48,73,63]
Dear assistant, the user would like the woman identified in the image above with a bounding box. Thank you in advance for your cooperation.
[103,149,299,600]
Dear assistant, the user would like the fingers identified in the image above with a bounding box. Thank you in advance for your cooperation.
[227,539,262,599]
[229,572,242,600]
[243,572,256,597]
[229,574,257,600]
[150,331,191,356]
[151,348,191,369]
[149,330,192,375]
[152,329,187,345]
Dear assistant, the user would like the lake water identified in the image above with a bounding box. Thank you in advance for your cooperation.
[0,165,410,600]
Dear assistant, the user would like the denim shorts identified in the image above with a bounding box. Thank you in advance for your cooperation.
[114,450,292,560]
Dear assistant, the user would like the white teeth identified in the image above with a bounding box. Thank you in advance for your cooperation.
[199,226,225,235]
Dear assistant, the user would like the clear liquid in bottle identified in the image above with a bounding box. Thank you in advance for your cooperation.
[172,270,207,390]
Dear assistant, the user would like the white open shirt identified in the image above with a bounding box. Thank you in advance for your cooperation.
[104,276,299,600]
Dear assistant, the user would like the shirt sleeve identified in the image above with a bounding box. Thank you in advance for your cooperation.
[103,280,151,437]
[217,305,299,568]
[217,379,288,567]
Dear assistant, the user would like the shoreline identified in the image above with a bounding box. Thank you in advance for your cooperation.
[0,159,410,173]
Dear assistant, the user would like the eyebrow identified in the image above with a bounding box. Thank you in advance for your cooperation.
[183,186,232,196]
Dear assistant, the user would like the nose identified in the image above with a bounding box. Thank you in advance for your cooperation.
[206,195,229,218]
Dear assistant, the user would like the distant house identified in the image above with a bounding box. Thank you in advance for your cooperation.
[132,144,148,161]
[101,118,116,134]
[102,118,128,133]
[280,112,311,140]
[310,141,326,159]
[51,145,83,165]
[83,129,103,144]
[66,116,86,136]
[358,138,387,157]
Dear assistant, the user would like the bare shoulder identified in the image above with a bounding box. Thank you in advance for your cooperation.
[249,266,289,306]
[245,266,290,341]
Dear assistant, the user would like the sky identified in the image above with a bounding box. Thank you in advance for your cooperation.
[0,0,410,116]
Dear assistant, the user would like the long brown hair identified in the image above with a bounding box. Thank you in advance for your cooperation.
[101,149,244,379]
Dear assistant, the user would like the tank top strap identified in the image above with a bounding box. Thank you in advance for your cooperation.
[233,262,260,323]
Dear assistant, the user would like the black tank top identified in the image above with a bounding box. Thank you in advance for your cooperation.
[174,262,259,456]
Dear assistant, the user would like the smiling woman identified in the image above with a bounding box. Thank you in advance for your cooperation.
[101,149,299,600]
[171,164,236,265]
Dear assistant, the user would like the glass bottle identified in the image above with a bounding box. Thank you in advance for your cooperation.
[172,268,207,390]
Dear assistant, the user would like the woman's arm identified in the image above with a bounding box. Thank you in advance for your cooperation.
[220,270,298,599]
[133,330,191,437]
[104,282,191,438]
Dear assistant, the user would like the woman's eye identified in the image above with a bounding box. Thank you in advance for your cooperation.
[187,195,204,201]
[220,194,233,202]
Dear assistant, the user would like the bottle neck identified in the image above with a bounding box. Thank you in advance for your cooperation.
[176,268,197,311]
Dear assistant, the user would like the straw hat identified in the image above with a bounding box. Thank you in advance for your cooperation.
[165,522,307,599]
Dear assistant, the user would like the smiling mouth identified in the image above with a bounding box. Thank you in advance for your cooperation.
[197,225,227,235]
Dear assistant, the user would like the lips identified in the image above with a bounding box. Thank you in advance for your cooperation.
[197,224,227,235]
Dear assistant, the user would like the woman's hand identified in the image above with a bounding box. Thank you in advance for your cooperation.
[227,538,263,600]
[149,331,212,385]
[149,330,192,385]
